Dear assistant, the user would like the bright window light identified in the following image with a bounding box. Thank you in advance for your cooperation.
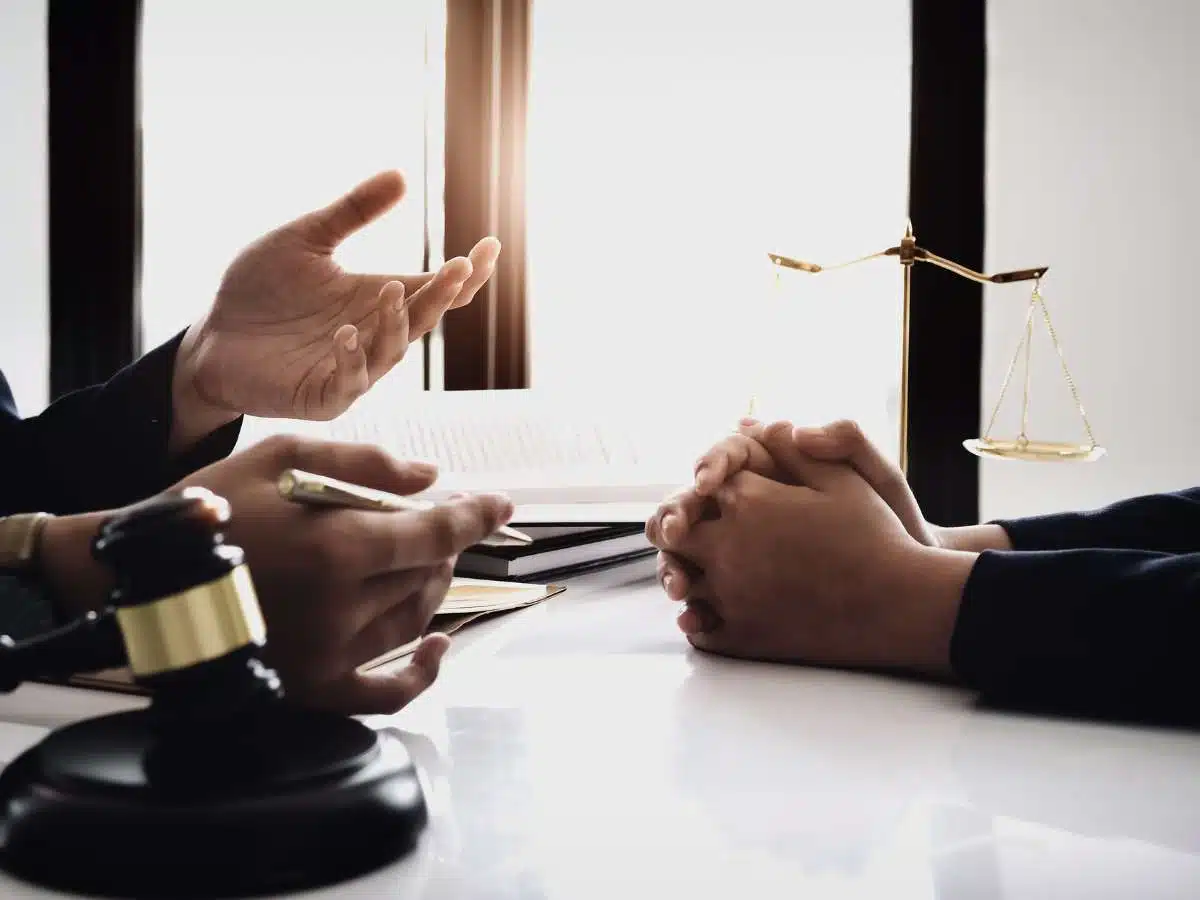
[140,0,445,398]
[526,2,911,457]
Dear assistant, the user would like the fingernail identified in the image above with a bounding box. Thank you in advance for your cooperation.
[694,463,708,486]
[345,331,359,352]
[411,461,437,476]
[662,572,675,595]
[393,295,407,314]
[740,417,759,427]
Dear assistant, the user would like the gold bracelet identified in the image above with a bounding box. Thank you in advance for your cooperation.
[0,513,55,574]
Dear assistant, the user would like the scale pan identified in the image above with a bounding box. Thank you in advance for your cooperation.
[963,437,1106,462]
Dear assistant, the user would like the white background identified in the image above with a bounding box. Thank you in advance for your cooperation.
[0,0,49,414]
[140,0,441,396]
[525,1,912,457]
[982,0,1200,518]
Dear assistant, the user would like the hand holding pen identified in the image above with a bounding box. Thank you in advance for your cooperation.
[278,469,531,548]
[168,436,519,716]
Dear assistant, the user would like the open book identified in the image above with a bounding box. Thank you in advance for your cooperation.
[235,389,741,523]
[359,578,565,670]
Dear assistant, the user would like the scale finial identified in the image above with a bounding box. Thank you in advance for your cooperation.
[904,218,914,239]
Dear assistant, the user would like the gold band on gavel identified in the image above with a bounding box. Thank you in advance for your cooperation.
[114,566,267,677]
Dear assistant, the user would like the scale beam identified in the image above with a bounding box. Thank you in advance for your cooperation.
[767,222,1101,467]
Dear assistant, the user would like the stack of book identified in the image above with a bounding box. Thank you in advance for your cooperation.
[454,523,653,581]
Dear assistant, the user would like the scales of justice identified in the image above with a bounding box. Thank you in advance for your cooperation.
[767,222,1104,473]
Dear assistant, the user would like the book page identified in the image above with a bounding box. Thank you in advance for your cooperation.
[235,388,740,506]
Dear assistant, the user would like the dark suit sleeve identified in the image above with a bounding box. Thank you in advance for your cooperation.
[0,331,242,517]
[994,488,1200,554]
[950,547,1200,724]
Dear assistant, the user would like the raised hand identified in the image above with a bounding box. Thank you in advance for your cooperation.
[172,170,500,442]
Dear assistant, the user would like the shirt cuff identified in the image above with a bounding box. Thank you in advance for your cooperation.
[0,573,58,641]
[990,514,1073,551]
[121,330,243,493]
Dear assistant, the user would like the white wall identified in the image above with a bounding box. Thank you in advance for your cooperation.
[527,1,911,460]
[0,0,48,414]
[982,0,1200,519]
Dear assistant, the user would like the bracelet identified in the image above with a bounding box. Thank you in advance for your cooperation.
[0,512,66,639]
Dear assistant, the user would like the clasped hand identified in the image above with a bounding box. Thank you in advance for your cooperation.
[645,420,969,677]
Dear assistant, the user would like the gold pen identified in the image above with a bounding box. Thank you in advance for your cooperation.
[277,469,532,548]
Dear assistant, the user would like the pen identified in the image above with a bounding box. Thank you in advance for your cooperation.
[276,469,533,549]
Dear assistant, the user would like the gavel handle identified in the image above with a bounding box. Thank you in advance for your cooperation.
[0,609,126,694]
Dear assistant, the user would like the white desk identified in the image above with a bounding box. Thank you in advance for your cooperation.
[1,556,1198,899]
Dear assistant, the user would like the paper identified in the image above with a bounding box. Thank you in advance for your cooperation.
[511,502,659,525]
[360,578,566,670]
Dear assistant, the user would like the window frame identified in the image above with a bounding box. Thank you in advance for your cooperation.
[47,0,143,398]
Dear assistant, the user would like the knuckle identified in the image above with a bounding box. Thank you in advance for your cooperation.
[417,584,444,623]
[311,523,357,572]
[719,485,745,513]
[429,509,463,558]
[722,473,760,508]
[362,442,393,467]
[644,514,661,546]
[763,420,792,443]
[674,492,698,520]
[727,434,754,458]
[832,419,866,446]
[261,433,303,464]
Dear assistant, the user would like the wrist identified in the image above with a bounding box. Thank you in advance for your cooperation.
[885,544,979,678]
[39,512,116,618]
[932,523,1013,553]
[171,324,239,454]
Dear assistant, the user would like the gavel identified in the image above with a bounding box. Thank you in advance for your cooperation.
[0,487,427,898]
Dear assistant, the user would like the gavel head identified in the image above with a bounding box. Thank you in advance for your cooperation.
[91,487,283,727]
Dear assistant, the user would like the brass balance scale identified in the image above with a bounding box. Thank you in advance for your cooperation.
[767,222,1103,473]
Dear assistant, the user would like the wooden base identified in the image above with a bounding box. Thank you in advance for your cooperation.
[0,706,426,898]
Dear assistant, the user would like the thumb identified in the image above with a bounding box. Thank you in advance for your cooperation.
[793,420,930,540]
[299,170,407,251]
[752,420,846,491]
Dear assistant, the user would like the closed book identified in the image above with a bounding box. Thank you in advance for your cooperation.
[454,524,651,579]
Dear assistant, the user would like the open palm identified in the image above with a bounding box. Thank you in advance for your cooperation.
[180,171,499,421]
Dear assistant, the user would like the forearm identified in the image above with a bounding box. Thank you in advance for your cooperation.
[950,547,1200,723]
[1,331,242,516]
[39,511,115,617]
[935,524,1013,553]
[169,324,240,454]
[0,511,114,642]
[887,546,979,678]
[993,488,1200,554]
